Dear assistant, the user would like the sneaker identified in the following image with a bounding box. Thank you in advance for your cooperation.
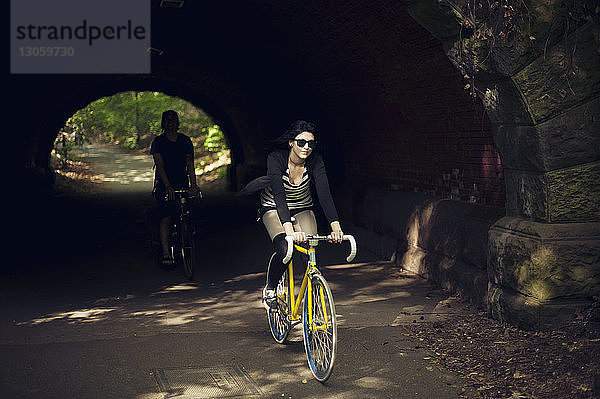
[262,286,276,311]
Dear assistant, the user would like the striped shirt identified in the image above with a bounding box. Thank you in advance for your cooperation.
[260,167,313,210]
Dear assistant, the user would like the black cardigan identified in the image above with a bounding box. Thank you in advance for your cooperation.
[238,149,339,225]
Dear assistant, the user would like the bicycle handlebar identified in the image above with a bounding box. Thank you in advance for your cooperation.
[344,235,358,262]
[283,236,293,264]
[282,234,357,264]
[163,189,202,201]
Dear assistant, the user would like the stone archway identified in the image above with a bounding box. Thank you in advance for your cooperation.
[23,62,270,197]
[407,0,600,329]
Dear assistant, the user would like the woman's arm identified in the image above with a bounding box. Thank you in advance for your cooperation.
[312,155,343,242]
[267,151,292,223]
[266,152,297,238]
[311,155,340,223]
[184,136,198,192]
[185,153,199,194]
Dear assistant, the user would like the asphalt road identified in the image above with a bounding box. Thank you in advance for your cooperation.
[3,144,476,398]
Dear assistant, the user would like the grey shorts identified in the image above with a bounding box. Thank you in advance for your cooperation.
[261,209,317,241]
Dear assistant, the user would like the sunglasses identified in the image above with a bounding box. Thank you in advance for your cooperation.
[295,139,317,148]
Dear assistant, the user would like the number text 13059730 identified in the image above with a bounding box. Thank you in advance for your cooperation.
[19,46,75,57]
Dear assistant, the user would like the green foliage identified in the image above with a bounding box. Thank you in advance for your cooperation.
[62,91,226,150]
[55,91,230,179]
[54,132,75,168]
[203,125,228,153]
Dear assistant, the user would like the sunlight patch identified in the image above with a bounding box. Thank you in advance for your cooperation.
[154,283,199,295]
[355,376,390,389]
[129,310,168,317]
[21,307,117,325]
[224,272,264,284]
[158,313,197,326]
[324,262,375,270]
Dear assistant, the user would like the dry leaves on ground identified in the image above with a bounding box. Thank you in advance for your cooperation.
[402,304,600,399]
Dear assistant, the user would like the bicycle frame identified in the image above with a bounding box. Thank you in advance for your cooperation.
[172,189,187,211]
[287,242,315,322]
[165,190,197,226]
[286,236,342,325]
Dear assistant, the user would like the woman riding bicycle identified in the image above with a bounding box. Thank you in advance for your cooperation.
[239,120,344,308]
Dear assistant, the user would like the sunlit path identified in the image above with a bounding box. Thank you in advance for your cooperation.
[83,143,155,189]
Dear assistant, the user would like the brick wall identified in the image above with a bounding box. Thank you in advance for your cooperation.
[263,0,505,208]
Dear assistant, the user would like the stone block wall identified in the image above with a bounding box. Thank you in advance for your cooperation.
[488,218,600,330]
[336,183,599,331]
[336,184,504,309]
[406,0,600,330]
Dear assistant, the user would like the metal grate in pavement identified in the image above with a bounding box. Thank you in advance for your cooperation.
[152,365,261,398]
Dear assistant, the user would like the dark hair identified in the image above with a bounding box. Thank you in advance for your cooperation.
[161,110,179,130]
[270,120,319,150]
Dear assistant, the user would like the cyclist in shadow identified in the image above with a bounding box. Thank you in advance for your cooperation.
[237,120,344,308]
[151,110,201,267]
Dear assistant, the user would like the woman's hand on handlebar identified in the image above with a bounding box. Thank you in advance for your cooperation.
[329,221,344,243]
[290,231,307,243]
[330,230,344,243]
[283,222,305,243]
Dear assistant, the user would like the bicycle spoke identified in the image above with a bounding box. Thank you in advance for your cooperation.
[311,293,333,368]
[267,262,291,344]
[303,273,337,382]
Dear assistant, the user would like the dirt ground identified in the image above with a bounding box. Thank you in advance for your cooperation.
[51,144,228,196]
[403,304,600,399]
[52,151,600,399]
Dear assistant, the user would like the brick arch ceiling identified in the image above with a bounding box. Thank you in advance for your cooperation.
[18,0,504,206]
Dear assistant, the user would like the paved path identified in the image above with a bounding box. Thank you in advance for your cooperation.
[2,144,477,398]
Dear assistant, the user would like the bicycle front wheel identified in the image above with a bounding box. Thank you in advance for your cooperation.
[180,220,196,280]
[302,273,337,382]
[267,254,291,344]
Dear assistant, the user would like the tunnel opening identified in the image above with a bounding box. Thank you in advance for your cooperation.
[50,91,231,196]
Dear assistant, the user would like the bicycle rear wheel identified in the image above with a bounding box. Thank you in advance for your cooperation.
[266,254,291,344]
[180,219,196,280]
[302,273,337,382]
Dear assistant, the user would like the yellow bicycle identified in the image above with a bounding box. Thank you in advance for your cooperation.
[266,234,357,382]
